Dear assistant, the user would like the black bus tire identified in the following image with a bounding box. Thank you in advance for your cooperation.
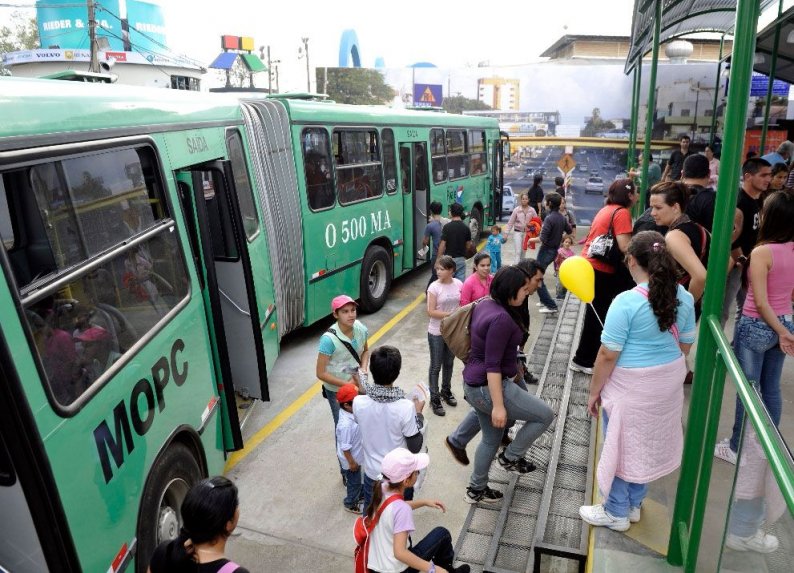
[469,207,483,243]
[359,246,392,313]
[135,442,202,573]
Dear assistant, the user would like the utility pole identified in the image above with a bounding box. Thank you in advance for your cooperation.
[301,37,310,92]
[88,0,100,73]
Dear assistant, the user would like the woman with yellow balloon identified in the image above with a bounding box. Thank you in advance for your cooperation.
[576,231,696,532]
[567,180,638,375]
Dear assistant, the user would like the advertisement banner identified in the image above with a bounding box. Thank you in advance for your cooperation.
[413,84,443,107]
[742,128,788,159]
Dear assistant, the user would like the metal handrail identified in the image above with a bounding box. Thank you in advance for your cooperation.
[706,315,794,512]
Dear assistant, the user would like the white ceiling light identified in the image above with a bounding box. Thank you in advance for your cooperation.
[754,53,766,65]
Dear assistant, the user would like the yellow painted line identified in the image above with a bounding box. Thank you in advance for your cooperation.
[585,410,602,573]
[225,292,427,471]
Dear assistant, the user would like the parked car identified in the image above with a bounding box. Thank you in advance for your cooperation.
[585,177,604,194]
[501,185,515,217]
[614,172,628,181]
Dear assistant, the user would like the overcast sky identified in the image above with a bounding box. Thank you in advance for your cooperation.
[2,0,637,90]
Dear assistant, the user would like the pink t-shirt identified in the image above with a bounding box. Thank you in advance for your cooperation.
[427,278,463,335]
[743,242,794,318]
[460,273,492,306]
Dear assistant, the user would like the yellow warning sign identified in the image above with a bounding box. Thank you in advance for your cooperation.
[557,153,576,174]
[419,87,437,104]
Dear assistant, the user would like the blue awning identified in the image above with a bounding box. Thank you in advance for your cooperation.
[209,52,238,70]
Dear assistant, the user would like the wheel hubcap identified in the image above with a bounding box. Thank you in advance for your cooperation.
[156,478,190,543]
[368,260,386,299]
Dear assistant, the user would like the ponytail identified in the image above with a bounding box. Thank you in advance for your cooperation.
[628,231,679,331]
[365,478,384,520]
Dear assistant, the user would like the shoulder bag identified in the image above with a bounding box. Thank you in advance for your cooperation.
[588,207,625,267]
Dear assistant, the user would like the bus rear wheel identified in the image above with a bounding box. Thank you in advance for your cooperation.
[359,245,392,313]
[136,442,202,573]
[469,207,483,244]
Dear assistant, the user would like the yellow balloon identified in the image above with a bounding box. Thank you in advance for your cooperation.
[559,255,595,303]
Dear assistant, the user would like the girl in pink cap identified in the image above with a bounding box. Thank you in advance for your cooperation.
[364,448,470,573]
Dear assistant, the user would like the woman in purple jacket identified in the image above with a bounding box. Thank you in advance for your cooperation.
[461,266,555,504]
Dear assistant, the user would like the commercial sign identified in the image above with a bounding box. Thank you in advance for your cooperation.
[749,73,790,97]
[413,84,443,107]
[36,0,166,53]
[2,49,201,70]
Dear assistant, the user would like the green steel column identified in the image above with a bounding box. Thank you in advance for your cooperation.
[628,64,641,172]
[639,0,661,216]
[709,35,725,147]
[666,0,761,568]
[760,0,784,152]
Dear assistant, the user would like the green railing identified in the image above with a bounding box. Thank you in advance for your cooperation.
[663,0,794,570]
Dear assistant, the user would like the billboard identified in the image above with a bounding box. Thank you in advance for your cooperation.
[36,0,166,53]
[413,83,443,107]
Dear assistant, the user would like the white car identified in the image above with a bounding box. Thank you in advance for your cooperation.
[501,185,515,216]
[584,177,604,194]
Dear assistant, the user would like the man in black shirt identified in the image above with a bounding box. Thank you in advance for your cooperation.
[435,202,473,281]
[663,135,695,182]
[525,192,571,314]
[683,153,717,232]
[554,176,566,198]
[721,157,771,326]
[528,174,545,215]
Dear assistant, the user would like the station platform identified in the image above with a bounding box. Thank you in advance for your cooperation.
[221,226,794,572]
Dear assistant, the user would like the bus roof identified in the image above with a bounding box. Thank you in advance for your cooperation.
[266,98,501,129]
[0,76,243,145]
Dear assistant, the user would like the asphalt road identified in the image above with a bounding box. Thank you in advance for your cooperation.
[503,146,629,225]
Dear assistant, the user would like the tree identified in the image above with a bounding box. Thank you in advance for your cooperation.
[1,10,38,75]
[442,95,491,115]
[320,68,395,105]
[582,107,615,137]
[0,11,38,53]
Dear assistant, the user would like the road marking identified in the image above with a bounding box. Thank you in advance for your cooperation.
[225,291,428,471]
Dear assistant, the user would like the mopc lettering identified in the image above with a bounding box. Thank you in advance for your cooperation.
[93,339,188,483]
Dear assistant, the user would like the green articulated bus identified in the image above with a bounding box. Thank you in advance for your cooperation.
[0,76,505,572]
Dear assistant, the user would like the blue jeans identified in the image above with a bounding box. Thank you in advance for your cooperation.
[489,250,502,273]
[448,376,529,449]
[729,314,793,452]
[428,333,455,398]
[728,498,765,538]
[342,466,362,507]
[399,526,456,572]
[555,271,567,299]
[463,378,554,490]
[362,474,414,517]
[324,387,344,474]
[453,256,466,281]
[535,246,558,310]
[601,412,648,518]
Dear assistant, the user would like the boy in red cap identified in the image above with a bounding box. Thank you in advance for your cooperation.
[337,383,364,513]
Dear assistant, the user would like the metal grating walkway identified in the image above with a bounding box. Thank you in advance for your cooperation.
[454,295,595,573]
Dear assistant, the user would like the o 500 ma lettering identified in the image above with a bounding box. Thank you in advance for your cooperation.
[325,210,392,248]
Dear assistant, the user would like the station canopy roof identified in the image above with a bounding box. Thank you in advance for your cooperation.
[754,5,794,84]
[625,0,779,74]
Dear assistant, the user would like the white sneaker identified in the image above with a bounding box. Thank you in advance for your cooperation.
[629,506,641,523]
[714,438,737,465]
[569,362,594,375]
[725,530,779,553]
[536,302,544,307]
[579,504,630,531]
[538,306,558,314]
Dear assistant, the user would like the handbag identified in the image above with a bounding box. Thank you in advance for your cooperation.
[440,296,488,362]
[588,207,625,267]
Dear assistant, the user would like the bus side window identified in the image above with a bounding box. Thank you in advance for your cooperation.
[430,128,447,184]
[226,130,260,240]
[335,129,383,206]
[3,146,191,408]
[447,129,468,180]
[302,127,334,210]
[470,130,487,175]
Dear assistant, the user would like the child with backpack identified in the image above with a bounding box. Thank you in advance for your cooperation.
[359,447,470,573]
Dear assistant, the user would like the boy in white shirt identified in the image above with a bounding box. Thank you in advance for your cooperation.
[336,383,364,513]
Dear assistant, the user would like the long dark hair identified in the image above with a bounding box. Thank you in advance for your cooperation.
[490,265,531,328]
[161,476,240,572]
[628,231,679,331]
[649,181,691,211]
[757,190,794,245]
[365,476,407,520]
[606,178,636,207]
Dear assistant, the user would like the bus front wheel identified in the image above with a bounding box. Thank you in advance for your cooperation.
[359,246,392,313]
[136,442,202,572]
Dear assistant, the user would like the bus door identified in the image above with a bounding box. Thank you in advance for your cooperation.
[399,142,429,271]
[494,133,509,222]
[175,163,268,443]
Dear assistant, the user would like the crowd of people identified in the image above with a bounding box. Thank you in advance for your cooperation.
[159,145,793,571]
